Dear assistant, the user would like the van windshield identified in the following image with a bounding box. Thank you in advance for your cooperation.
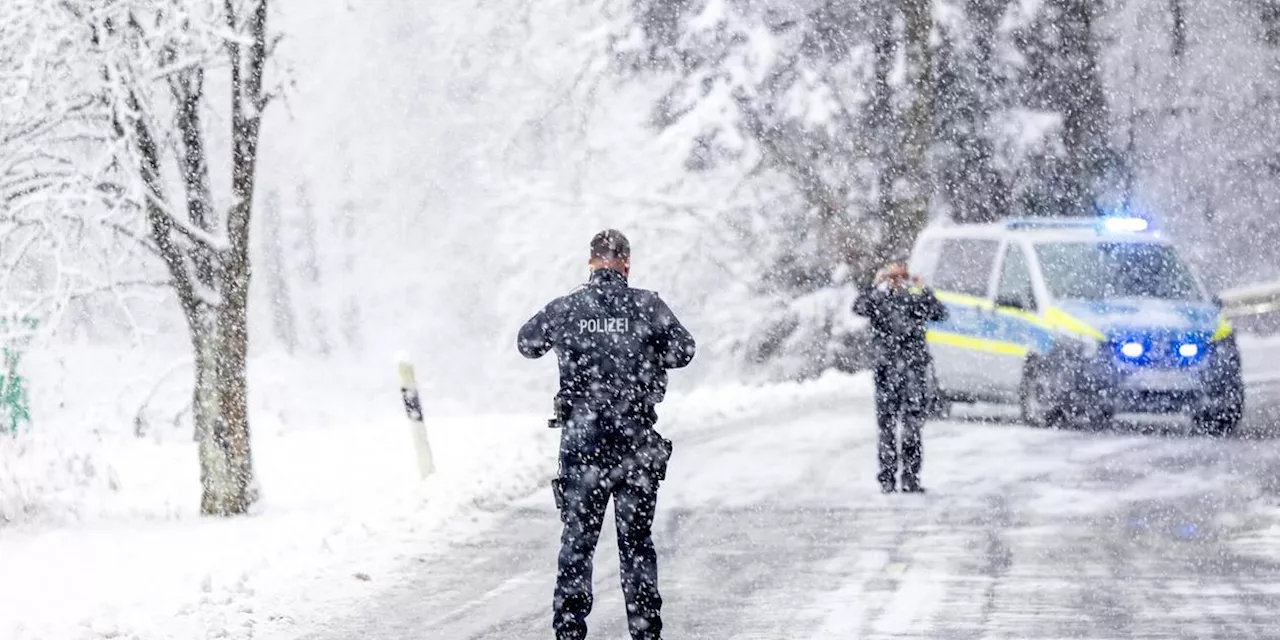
[1035,241,1203,301]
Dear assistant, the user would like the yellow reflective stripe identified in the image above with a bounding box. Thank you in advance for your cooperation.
[1043,307,1106,340]
[934,289,1102,337]
[1212,316,1233,342]
[926,330,1029,357]
[997,306,1050,330]
[934,290,991,309]
[932,289,1107,345]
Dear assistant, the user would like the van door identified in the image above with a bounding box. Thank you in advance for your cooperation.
[926,237,1002,399]
[990,243,1044,397]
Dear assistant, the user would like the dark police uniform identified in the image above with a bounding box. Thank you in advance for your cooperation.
[852,281,948,492]
[518,267,696,640]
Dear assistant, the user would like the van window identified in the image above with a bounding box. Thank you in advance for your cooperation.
[932,238,999,297]
[911,239,942,280]
[1035,241,1202,301]
[996,245,1036,310]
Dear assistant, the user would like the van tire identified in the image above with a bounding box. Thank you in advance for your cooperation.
[1020,360,1057,428]
[1021,357,1114,431]
[1194,413,1239,437]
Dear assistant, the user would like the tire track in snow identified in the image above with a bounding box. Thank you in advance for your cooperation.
[298,394,1280,639]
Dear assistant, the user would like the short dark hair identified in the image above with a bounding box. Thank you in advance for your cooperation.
[590,229,630,261]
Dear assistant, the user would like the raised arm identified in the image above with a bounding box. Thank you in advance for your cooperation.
[852,285,882,319]
[517,300,561,359]
[649,294,696,369]
[919,287,948,322]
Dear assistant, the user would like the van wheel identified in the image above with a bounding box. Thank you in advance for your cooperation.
[1021,359,1113,431]
[1194,398,1242,437]
[1194,413,1239,437]
[1194,380,1244,437]
[1020,362,1057,428]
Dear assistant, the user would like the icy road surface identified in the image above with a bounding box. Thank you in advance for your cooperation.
[304,366,1280,638]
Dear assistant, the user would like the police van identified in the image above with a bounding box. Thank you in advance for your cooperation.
[908,216,1244,434]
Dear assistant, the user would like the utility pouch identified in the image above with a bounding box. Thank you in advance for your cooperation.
[547,395,571,429]
[648,435,673,482]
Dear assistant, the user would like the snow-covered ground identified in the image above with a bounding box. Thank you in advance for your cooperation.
[6,333,1280,639]
[0,345,864,640]
[0,345,545,640]
[293,364,1280,639]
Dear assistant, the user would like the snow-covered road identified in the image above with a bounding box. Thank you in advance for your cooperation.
[300,373,1280,639]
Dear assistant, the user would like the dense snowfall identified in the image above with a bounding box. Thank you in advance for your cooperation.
[4,0,1280,638]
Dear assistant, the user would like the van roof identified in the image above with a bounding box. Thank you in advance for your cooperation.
[917,217,1166,243]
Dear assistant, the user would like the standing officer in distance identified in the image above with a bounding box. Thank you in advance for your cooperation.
[518,229,696,640]
[852,260,948,494]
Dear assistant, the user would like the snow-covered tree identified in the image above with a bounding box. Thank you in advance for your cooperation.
[614,0,1130,375]
[1,1,162,355]
[934,0,1009,223]
[57,0,280,516]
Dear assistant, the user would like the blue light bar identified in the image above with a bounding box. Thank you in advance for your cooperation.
[1002,218,1099,230]
[1002,216,1154,234]
[1102,217,1149,233]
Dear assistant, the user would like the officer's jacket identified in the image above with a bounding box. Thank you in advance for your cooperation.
[852,283,948,370]
[518,268,696,410]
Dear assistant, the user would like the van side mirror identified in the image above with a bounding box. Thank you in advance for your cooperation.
[1211,294,1224,309]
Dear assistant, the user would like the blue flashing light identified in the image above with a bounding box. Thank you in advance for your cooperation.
[1102,217,1150,233]
[1113,335,1154,364]
[1120,341,1145,359]
[1114,334,1208,367]
[1002,216,1155,234]
[1173,336,1209,366]
[1003,218,1098,230]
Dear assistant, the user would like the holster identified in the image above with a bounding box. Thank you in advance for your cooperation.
[546,394,571,429]
[639,405,673,482]
[647,432,673,482]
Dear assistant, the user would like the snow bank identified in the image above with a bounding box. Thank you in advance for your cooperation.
[0,406,558,640]
[0,339,873,640]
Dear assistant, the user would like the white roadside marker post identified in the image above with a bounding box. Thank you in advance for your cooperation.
[396,356,435,479]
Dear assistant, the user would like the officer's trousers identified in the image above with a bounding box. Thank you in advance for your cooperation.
[552,460,662,640]
[874,365,927,487]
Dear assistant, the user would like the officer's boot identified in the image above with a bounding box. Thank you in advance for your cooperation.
[900,476,925,493]
[900,411,925,493]
[876,430,898,493]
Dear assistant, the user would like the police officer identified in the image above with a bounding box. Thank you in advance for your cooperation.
[852,261,948,494]
[518,229,696,640]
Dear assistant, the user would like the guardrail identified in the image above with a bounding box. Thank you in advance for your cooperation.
[1219,281,1280,320]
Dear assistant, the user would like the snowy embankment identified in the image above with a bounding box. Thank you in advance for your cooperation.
[1240,333,1280,388]
[0,344,869,640]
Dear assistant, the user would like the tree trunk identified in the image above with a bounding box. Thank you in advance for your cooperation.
[167,61,251,515]
[869,0,897,240]
[191,313,236,515]
[1058,0,1110,216]
[208,0,271,515]
[885,0,936,259]
[962,0,1009,223]
[1168,0,1187,58]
